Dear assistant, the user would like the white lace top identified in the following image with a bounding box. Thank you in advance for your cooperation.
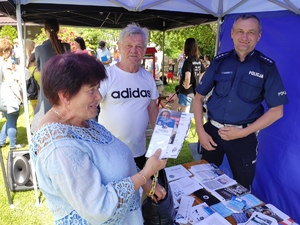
[29,120,143,225]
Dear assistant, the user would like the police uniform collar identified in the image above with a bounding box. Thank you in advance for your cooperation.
[233,50,256,61]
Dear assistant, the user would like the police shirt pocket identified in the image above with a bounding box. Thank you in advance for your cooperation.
[238,76,263,102]
[214,73,234,97]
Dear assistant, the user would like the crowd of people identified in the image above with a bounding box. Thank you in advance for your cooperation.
[0,13,289,224]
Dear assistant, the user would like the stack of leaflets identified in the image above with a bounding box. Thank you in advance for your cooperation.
[146,109,193,159]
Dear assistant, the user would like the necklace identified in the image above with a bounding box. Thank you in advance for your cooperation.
[50,108,65,120]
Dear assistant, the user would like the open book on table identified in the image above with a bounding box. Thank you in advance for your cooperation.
[145,109,193,159]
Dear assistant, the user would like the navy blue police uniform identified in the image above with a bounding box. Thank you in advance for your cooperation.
[195,49,288,188]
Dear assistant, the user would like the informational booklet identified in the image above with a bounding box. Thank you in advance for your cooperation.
[189,202,214,224]
[165,164,193,182]
[200,174,237,192]
[146,109,193,159]
[169,176,203,200]
[100,55,108,62]
[175,195,195,224]
[189,163,221,182]
[194,212,232,225]
[245,212,277,225]
[242,204,285,223]
[213,183,251,201]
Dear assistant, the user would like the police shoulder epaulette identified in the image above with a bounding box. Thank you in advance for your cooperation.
[259,53,274,65]
[214,51,230,61]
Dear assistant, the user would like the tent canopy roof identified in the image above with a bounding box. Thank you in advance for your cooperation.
[1,0,300,31]
[19,4,216,30]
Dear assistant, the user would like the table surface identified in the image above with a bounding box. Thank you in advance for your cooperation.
[182,159,237,225]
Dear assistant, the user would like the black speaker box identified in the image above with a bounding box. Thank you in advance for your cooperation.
[7,149,36,191]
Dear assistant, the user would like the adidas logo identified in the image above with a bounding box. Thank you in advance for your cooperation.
[111,88,151,99]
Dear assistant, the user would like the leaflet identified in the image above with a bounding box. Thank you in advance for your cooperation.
[146,109,193,159]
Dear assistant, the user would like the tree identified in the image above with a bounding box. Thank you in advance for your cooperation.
[0,25,18,42]
[150,23,217,60]
[34,27,120,52]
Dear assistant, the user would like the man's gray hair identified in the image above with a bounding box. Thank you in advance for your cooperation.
[118,23,149,46]
[233,14,262,31]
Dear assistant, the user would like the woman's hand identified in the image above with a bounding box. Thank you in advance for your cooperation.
[142,149,167,177]
[142,179,167,203]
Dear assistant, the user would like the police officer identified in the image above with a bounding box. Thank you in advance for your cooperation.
[193,14,288,189]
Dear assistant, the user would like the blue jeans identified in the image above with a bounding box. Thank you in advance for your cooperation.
[0,110,20,148]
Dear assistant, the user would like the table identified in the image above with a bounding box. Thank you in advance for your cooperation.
[182,159,237,225]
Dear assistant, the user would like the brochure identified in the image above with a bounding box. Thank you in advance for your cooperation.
[189,202,214,224]
[194,212,232,225]
[169,176,203,200]
[164,164,193,182]
[200,174,237,192]
[245,212,277,225]
[213,183,251,201]
[100,55,108,62]
[146,109,193,159]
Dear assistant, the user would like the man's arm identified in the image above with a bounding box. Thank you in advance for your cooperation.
[219,105,284,140]
[148,99,159,129]
[194,93,217,150]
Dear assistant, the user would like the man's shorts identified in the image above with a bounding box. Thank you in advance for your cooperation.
[167,72,174,79]
[178,93,192,106]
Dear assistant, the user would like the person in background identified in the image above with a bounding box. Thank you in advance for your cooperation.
[86,48,95,56]
[98,23,159,170]
[29,53,167,224]
[193,14,288,189]
[31,18,70,133]
[25,39,35,65]
[96,41,111,68]
[152,56,164,94]
[113,46,120,64]
[0,38,25,149]
[177,37,206,113]
[27,53,40,112]
[73,36,88,54]
[177,50,185,78]
[12,39,20,65]
[167,59,175,84]
[204,54,211,69]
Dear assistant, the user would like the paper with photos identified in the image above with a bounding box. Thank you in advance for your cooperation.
[146,109,193,159]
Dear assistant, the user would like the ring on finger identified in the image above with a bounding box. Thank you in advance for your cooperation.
[160,188,165,192]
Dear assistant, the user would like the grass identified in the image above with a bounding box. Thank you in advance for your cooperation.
[0,79,198,224]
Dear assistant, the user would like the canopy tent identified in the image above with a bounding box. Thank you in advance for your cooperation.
[1,0,300,222]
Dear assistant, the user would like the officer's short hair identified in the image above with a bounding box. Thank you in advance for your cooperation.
[233,14,262,31]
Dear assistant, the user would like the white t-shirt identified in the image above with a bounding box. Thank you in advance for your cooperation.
[98,64,159,157]
[96,48,111,68]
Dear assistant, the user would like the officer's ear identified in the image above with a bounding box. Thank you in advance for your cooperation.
[258,31,262,41]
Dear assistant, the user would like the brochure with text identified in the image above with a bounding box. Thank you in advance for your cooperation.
[146,109,193,159]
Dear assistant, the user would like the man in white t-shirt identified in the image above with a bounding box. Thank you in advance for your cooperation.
[98,23,159,170]
[96,41,111,68]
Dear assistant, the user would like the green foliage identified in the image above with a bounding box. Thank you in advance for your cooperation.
[0,25,18,42]
[34,27,120,52]
[150,23,217,60]
[33,23,216,60]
